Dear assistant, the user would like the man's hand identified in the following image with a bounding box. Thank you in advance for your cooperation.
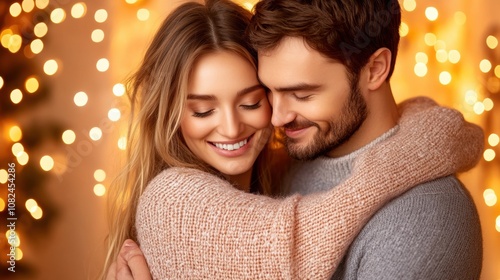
[106,239,152,280]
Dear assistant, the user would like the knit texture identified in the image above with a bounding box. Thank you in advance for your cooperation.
[136,97,484,279]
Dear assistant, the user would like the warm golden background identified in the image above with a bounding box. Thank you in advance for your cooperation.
[0,0,499,279]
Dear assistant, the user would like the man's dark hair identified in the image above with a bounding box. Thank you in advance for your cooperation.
[247,0,401,80]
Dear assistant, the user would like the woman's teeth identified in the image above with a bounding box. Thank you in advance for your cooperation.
[214,139,248,151]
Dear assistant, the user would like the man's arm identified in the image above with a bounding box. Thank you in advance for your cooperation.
[333,176,482,280]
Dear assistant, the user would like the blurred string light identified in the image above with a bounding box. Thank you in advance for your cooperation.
[74,91,88,107]
[91,29,105,43]
[454,11,466,25]
[94,184,106,196]
[35,0,49,9]
[487,35,498,49]
[50,8,66,24]
[118,137,127,150]
[43,59,59,76]
[71,2,87,19]
[10,3,22,17]
[62,130,76,144]
[425,7,438,21]
[125,0,139,4]
[95,9,108,23]
[25,77,39,93]
[31,39,44,54]
[484,189,498,207]
[17,151,29,166]
[40,155,54,171]
[108,108,121,121]
[113,83,126,96]
[96,58,110,72]
[22,0,35,13]
[400,22,409,37]
[10,89,23,104]
[403,0,416,12]
[497,216,500,233]
[12,143,24,157]
[484,149,496,162]
[89,127,103,141]
[480,59,492,73]
[94,169,106,182]
[137,8,150,21]
[9,126,22,142]
[0,76,4,89]
[489,134,499,147]
[33,22,49,38]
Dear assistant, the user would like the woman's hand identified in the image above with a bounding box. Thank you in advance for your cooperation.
[106,239,151,280]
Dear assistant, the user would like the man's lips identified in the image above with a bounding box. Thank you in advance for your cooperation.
[284,127,311,138]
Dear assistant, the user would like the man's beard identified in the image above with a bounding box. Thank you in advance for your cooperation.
[283,79,368,161]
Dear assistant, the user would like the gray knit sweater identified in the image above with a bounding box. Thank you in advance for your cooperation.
[285,127,483,280]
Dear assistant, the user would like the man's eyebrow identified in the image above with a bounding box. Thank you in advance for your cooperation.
[187,84,263,100]
[273,83,322,93]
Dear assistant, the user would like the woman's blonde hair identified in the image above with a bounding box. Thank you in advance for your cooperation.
[101,0,277,277]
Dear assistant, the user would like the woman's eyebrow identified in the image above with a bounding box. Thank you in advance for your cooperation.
[236,84,264,97]
[186,94,216,101]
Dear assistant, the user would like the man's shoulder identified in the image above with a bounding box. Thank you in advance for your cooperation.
[333,175,483,280]
[364,175,479,232]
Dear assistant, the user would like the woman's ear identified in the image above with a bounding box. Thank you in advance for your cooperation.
[366,48,392,91]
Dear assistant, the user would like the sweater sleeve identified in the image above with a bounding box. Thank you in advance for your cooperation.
[331,177,482,280]
[136,97,484,279]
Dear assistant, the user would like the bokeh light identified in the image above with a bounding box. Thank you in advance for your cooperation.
[25,77,39,93]
[486,35,498,49]
[91,29,105,43]
[9,126,22,142]
[43,59,59,76]
[489,134,499,147]
[71,3,87,19]
[95,9,108,23]
[34,22,48,38]
[108,108,121,121]
[40,155,55,171]
[96,58,110,72]
[94,169,106,182]
[89,127,103,141]
[113,83,126,96]
[51,8,67,24]
[480,59,492,73]
[10,89,23,104]
[425,7,439,21]
[31,39,44,54]
[74,91,88,107]
[94,184,106,196]
[484,149,496,162]
[137,8,150,21]
[62,130,76,144]
[484,189,497,207]
[10,3,22,17]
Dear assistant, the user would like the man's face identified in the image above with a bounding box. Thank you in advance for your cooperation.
[258,37,367,160]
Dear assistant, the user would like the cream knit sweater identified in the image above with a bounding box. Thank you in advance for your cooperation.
[136,97,483,279]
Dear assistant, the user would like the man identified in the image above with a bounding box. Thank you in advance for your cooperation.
[108,0,482,279]
[247,0,482,279]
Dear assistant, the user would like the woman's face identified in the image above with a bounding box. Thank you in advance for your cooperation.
[181,51,272,182]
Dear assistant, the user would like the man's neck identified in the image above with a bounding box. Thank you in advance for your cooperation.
[327,86,399,158]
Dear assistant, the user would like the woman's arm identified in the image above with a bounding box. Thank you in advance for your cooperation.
[136,97,483,279]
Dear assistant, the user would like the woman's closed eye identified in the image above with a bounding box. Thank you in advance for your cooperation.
[192,109,214,118]
[240,100,262,110]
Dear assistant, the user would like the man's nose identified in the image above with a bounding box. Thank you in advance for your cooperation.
[270,94,295,127]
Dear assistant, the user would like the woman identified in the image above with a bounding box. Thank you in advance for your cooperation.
[103,0,483,279]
